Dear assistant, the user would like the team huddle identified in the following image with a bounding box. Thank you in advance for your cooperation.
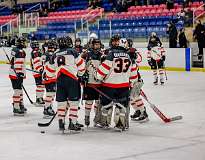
[8,32,166,132]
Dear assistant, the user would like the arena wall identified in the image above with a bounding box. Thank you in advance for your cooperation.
[0,47,204,72]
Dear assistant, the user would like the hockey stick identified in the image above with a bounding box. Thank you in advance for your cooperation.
[140,90,182,123]
[38,111,57,127]
[89,85,126,108]
[3,48,35,105]
[163,62,168,81]
[26,68,40,74]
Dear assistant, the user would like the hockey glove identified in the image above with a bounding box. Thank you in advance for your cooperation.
[17,72,24,78]
[148,60,152,66]
[100,55,106,63]
[42,72,47,81]
[39,69,43,75]
[57,56,65,67]
[161,55,166,61]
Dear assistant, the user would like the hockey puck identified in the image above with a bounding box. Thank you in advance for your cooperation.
[40,131,45,134]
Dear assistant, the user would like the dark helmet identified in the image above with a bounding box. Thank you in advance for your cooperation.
[66,36,73,48]
[111,34,120,43]
[57,36,72,49]
[75,38,81,43]
[92,38,101,45]
[16,36,26,48]
[127,38,133,48]
[48,39,58,49]
[109,34,120,47]
[30,40,39,49]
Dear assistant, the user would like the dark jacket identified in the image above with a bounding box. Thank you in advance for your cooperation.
[179,32,188,48]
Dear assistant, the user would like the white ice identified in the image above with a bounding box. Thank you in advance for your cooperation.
[0,64,205,160]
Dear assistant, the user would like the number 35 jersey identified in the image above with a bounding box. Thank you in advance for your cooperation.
[96,46,138,88]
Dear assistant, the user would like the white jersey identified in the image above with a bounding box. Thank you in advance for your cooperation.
[95,46,138,88]
[147,46,165,61]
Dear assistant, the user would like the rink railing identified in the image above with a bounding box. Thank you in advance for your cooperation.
[0,47,204,72]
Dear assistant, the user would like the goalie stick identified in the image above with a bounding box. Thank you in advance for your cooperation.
[3,48,35,105]
[140,90,182,123]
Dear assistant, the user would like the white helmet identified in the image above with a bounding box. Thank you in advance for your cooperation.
[151,32,157,37]
[89,33,98,40]
[119,38,128,48]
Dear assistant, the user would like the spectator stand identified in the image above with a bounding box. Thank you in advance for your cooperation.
[23,3,42,28]
[193,2,205,27]
[0,15,18,37]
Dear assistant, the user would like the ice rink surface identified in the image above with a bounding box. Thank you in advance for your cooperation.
[0,64,205,160]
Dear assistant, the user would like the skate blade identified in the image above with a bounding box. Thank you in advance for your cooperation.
[131,117,149,123]
[34,103,44,107]
[113,127,124,132]
[43,115,53,119]
[13,113,25,116]
[63,129,84,134]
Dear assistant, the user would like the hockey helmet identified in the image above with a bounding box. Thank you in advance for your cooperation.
[119,38,128,49]
[127,38,133,48]
[89,33,98,40]
[16,36,26,48]
[30,40,39,49]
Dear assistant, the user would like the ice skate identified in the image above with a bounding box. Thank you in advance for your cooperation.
[36,97,45,107]
[130,110,140,120]
[13,107,25,116]
[58,119,65,132]
[84,115,90,127]
[68,119,82,132]
[135,110,149,123]
[43,106,55,119]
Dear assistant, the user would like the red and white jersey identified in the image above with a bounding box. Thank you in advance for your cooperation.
[84,49,102,86]
[96,46,138,88]
[9,47,26,79]
[42,51,56,84]
[30,48,43,78]
[55,48,86,80]
[147,46,165,61]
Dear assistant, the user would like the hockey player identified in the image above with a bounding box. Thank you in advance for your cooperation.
[30,40,45,105]
[74,38,83,54]
[55,36,85,132]
[42,39,57,118]
[84,33,98,49]
[127,38,149,122]
[147,46,166,85]
[9,37,27,116]
[81,38,103,127]
[147,32,162,50]
[92,35,138,130]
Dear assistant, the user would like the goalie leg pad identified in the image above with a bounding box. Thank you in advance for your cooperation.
[93,100,102,124]
[101,102,113,126]
[107,107,113,125]
[114,104,126,128]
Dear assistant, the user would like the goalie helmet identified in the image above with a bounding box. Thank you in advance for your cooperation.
[109,34,120,47]
[119,38,128,49]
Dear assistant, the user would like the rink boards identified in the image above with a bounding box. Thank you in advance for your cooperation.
[0,47,204,72]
